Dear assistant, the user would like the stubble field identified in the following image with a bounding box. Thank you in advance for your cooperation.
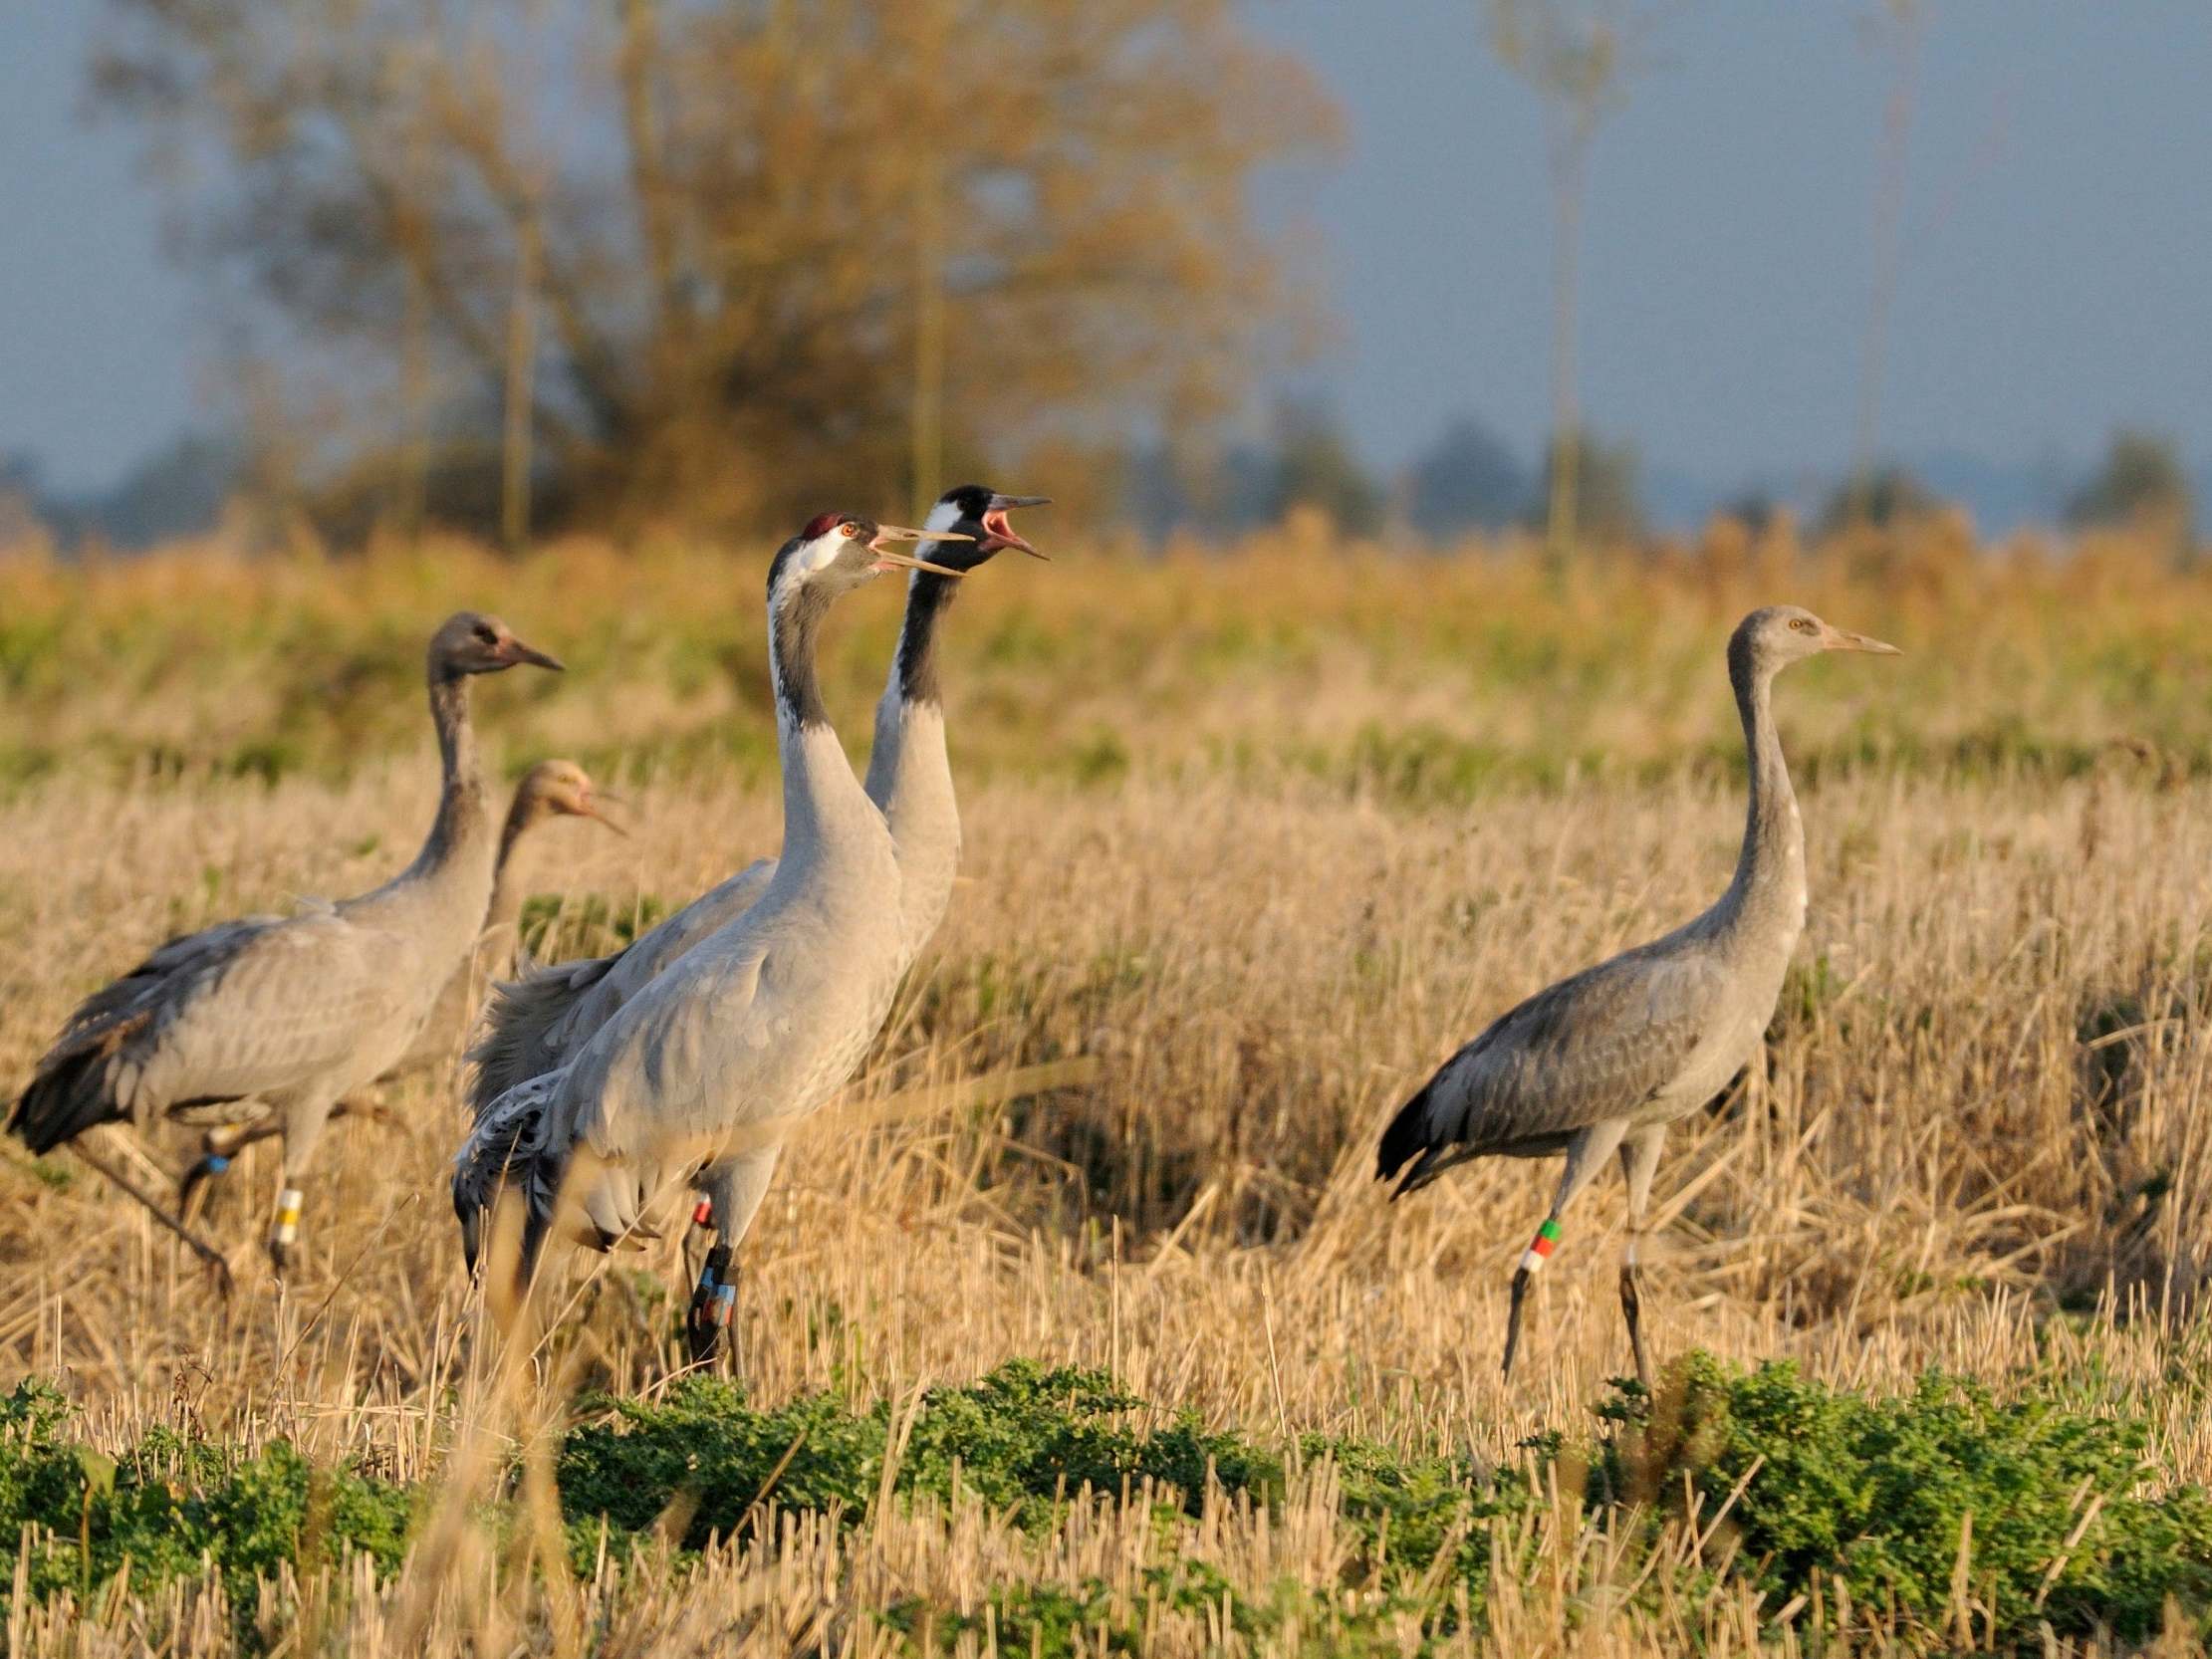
[7,520,2212,1655]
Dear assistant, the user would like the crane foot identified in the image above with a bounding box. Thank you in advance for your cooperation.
[66,1140,237,1296]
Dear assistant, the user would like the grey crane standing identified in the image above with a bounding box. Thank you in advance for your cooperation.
[1375,606,1897,1384]
[462,485,1044,1355]
[9,611,564,1272]
[173,758,621,1215]
[452,515,966,1340]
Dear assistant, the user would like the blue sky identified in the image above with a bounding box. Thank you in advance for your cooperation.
[5,2,2209,503]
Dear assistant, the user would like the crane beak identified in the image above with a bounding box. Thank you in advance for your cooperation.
[580,790,629,836]
[1825,626,1901,655]
[501,637,566,671]
[982,494,1052,560]
[868,524,971,578]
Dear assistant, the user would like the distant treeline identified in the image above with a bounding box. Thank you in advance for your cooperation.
[1,414,2197,557]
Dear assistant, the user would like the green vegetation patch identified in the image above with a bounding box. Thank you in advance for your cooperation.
[1602,1352,2212,1647]
[7,1355,2212,1650]
[0,1379,414,1619]
[558,1361,1285,1544]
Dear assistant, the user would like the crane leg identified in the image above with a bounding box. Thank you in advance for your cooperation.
[180,1095,390,1225]
[1617,1126,1666,1391]
[1501,1266,1534,1378]
[63,1139,235,1298]
[1502,1119,1627,1380]
[683,1146,782,1370]
[179,1117,265,1224]
[267,1093,339,1277]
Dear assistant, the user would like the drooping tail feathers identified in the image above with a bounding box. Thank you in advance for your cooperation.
[9,1046,125,1154]
[12,915,279,1156]
[462,953,614,1124]
[451,1072,565,1292]
[7,1005,154,1154]
[1374,1078,1434,1193]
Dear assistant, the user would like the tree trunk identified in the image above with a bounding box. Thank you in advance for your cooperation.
[911,148,946,520]
[502,209,540,554]
[1544,134,1590,578]
[618,0,680,374]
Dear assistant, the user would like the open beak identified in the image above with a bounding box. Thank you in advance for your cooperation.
[981,494,1052,560]
[1824,626,1901,655]
[868,523,971,578]
[501,637,566,671]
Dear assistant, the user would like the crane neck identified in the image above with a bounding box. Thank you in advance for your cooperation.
[770,578,837,733]
[1720,638,1805,929]
[865,569,964,953]
[890,569,959,707]
[865,570,959,808]
[769,579,882,869]
[487,790,541,933]
[416,670,493,880]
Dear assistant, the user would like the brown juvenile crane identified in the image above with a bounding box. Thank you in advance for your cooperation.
[8,611,563,1272]
[1376,605,1897,1384]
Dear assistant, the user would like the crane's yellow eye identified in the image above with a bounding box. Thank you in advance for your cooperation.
[840,521,862,538]
[1790,617,1816,633]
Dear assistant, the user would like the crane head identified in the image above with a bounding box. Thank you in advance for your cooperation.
[514,759,625,836]
[1734,605,1900,676]
[770,513,974,604]
[430,611,566,679]
[923,485,1053,566]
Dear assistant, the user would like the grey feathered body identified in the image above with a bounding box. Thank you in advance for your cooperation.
[454,545,930,1272]
[464,570,964,1119]
[462,857,776,1118]
[11,681,496,1151]
[455,721,905,1257]
[1379,635,1810,1194]
[387,807,541,1078]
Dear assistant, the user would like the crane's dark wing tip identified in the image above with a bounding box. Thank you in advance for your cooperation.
[9,1042,130,1154]
[1375,1080,1435,1186]
[455,1193,483,1276]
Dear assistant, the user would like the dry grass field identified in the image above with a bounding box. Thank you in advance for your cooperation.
[8,519,2212,1655]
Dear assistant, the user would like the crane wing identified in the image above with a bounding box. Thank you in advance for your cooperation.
[568,942,772,1159]
[12,909,407,1149]
[463,856,778,1122]
[1379,945,1731,1194]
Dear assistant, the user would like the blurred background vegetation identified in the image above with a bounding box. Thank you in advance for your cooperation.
[1,516,2206,799]
[2,1,2204,564]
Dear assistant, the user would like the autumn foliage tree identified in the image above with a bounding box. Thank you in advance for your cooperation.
[97,0,1333,540]
[2068,430,2196,559]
